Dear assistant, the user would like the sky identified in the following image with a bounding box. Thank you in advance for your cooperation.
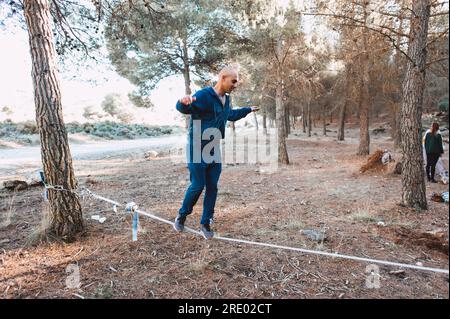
[0,1,334,126]
[0,24,187,125]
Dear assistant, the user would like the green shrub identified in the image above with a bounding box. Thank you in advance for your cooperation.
[0,120,174,141]
[438,97,449,113]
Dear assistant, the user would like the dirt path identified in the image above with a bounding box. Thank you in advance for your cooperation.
[0,134,185,182]
[0,123,448,299]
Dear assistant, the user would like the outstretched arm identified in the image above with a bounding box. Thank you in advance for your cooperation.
[228,106,259,121]
[176,95,197,114]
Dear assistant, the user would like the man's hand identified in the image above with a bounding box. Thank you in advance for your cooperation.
[251,106,260,112]
[179,95,196,106]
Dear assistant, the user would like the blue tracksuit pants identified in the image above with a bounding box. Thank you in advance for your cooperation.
[179,161,222,225]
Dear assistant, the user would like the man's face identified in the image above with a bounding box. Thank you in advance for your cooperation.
[222,72,239,93]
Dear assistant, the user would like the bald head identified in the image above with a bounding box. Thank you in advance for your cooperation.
[215,65,239,95]
[218,66,238,79]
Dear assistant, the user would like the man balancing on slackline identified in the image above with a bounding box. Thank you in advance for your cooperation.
[174,66,259,239]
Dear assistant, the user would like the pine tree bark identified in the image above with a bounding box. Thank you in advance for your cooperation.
[24,0,83,241]
[357,82,370,155]
[182,38,191,130]
[400,0,430,210]
[285,103,290,136]
[357,3,371,155]
[262,112,267,135]
[392,11,405,149]
[337,99,346,141]
[337,79,349,141]
[307,98,312,137]
[302,104,306,133]
[276,39,289,165]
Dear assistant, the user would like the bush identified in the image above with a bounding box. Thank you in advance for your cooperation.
[82,123,94,134]
[0,120,174,141]
[19,121,38,134]
[438,97,449,113]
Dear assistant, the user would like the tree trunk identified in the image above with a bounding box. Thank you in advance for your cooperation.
[182,39,191,130]
[285,103,290,136]
[400,0,430,210]
[357,86,370,155]
[322,103,327,136]
[307,99,312,137]
[230,104,236,136]
[392,11,405,149]
[337,95,347,141]
[253,111,258,131]
[276,40,289,164]
[357,3,371,156]
[337,75,350,141]
[262,112,267,135]
[24,0,83,241]
[302,104,306,133]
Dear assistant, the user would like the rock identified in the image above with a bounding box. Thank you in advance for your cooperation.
[394,162,402,175]
[301,229,327,242]
[442,192,449,203]
[91,215,107,223]
[3,180,28,191]
[425,228,446,239]
[27,179,42,187]
[372,127,386,135]
[0,238,10,245]
[144,150,159,159]
[431,192,444,203]
[389,270,405,276]
[381,151,393,165]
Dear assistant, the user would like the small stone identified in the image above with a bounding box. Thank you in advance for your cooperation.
[389,270,405,276]
[3,180,28,191]
[144,150,159,159]
[425,228,446,239]
[301,229,327,242]
[0,239,11,245]
[91,215,106,223]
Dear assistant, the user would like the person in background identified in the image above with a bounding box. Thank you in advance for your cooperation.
[423,122,444,183]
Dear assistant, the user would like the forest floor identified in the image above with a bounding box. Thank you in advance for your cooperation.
[0,116,448,299]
